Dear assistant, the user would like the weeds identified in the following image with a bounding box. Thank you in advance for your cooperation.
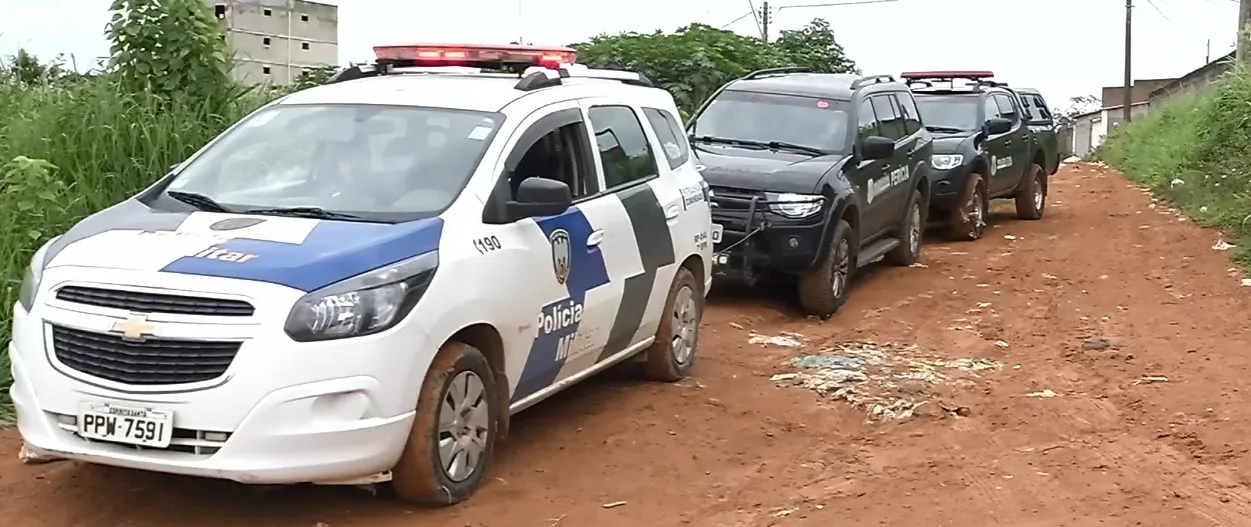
[1097,67,1251,265]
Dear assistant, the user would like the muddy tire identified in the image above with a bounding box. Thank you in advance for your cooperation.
[885,190,924,266]
[643,267,703,382]
[950,173,988,241]
[390,341,500,506]
[1015,163,1046,220]
[798,220,855,319]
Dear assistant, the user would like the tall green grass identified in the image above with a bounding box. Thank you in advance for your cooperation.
[0,78,272,424]
[1097,67,1251,268]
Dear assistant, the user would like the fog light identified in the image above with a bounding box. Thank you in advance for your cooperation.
[788,237,800,248]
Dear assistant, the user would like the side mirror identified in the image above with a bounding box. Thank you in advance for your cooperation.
[861,136,895,160]
[505,177,573,220]
[986,118,1012,135]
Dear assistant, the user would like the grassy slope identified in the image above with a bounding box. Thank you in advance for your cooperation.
[1097,67,1251,269]
[0,80,268,424]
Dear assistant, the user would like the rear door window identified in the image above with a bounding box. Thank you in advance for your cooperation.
[870,95,905,140]
[894,92,923,136]
[642,107,690,170]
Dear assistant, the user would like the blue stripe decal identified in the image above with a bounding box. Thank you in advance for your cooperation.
[511,207,609,403]
[160,218,444,292]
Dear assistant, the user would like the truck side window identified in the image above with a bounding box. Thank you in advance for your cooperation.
[1031,95,1053,120]
[642,107,690,170]
[983,96,1002,122]
[510,123,597,199]
[870,95,904,140]
[588,105,660,189]
[1018,95,1038,121]
[856,99,879,144]
[994,94,1020,124]
[894,93,922,136]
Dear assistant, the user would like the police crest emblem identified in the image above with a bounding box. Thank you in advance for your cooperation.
[549,229,571,285]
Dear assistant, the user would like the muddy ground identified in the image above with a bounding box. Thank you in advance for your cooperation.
[4,163,1251,526]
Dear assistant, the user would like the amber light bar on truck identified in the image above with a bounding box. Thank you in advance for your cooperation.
[372,43,578,72]
[900,70,995,81]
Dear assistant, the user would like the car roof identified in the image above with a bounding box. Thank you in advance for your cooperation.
[724,73,906,99]
[278,71,668,113]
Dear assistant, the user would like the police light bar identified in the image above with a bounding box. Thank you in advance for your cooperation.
[900,70,995,80]
[372,43,578,71]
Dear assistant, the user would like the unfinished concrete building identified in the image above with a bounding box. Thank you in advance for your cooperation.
[208,0,339,85]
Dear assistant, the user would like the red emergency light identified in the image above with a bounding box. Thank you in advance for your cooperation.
[900,70,995,80]
[372,43,578,71]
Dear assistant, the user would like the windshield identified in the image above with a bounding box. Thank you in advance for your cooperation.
[913,94,981,131]
[164,104,503,222]
[690,90,849,153]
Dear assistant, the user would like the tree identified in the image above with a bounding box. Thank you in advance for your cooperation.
[1056,94,1101,127]
[573,24,793,114]
[292,64,339,91]
[773,19,857,74]
[105,0,232,103]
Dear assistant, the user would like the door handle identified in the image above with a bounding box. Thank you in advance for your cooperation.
[587,229,604,248]
[664,203,682,220]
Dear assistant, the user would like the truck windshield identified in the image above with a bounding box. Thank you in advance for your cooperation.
[163,104,502,222]
[690,90,849,154]
[913,94,981,131]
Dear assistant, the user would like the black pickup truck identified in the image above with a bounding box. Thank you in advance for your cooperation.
[901,71,1049,241]
[688,68,933,318]
[1013,87,1061,176]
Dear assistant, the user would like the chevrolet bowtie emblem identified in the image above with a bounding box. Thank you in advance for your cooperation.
[111,313,157,341]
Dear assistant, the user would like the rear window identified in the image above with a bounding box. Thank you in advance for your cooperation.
[642,107,690,169]
[690,90,851,153]
[913,94,982,131]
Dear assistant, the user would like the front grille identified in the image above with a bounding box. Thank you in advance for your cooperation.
[56,286,255,317]
[711,186,766,212]
[51,325,242,385]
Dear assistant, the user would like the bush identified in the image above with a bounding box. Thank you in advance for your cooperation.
[1097,66,1251,268]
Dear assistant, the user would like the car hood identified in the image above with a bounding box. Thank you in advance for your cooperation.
[41,199,443,292]
[931,132,976,154]
[693,143,844,194]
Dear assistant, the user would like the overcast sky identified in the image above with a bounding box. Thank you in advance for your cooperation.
[0,0,1241,109]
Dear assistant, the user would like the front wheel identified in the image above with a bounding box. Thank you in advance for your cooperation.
[798,219,855,318]
[390,341,500,506]
[643,266,703,382]
[1015,163,1046,220]
[885,189,924,266]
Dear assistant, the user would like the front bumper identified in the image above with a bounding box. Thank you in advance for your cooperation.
[928,163,975,211]
[9,267,430,484]
[710,194,831,283]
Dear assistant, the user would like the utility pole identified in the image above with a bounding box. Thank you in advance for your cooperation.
[1239,0,1251,64]
[1123,0,1133,124]
[761,1,771,42]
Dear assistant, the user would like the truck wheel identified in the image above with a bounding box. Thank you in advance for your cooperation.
[950,173,988,241]
[1015,163,1046,220]
[643,266,702,382]
[390,341,500,506]
[885,189,924,266]
[798,220,854,318]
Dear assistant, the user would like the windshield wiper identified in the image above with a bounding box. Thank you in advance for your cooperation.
[765,141,827,156]
[166,190,233,213]
[925,125,969,133]
[690,135,766,149]
[241,206,364,221]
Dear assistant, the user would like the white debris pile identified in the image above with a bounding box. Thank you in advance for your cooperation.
[747,331,804,347]
[770,341,1001,421]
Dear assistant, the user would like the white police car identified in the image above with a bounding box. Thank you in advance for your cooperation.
[7,43,713,505]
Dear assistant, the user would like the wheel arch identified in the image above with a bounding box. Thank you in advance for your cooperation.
[447,323,511,442]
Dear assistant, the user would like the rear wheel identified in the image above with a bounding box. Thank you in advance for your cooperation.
[885,190,924,266]
[390,341,499,506]
[1015,163,1046,220]
[798,220,854,318]
[950,173,988,241]
[643,267,702,381]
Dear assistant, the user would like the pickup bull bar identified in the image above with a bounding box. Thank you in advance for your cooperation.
[711,192,827,286]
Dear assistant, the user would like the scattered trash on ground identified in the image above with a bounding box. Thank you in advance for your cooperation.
[1082,338,1112,351]
[1026,389,1060,398]
[770,340,1001,421]
[1062,156,1080,164]
[748,331,804,347]
[602,501,628,509]
[1241,278,1251,287]
[1133,376,1169,385]
[1213,238,1236,251]
[18,443,61,465]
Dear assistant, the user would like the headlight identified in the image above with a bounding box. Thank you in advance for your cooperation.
[18,236,60,313]
[284,250,439,342]
[766,192,824,218]
[931,154,965,170]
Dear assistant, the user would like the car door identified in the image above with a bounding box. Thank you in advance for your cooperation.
[547,99,679,379]
[867,95,909,231]
[981,95,1015,195]
[493,101,621,406]
[994,93,1031,192]
[852,97,891,238]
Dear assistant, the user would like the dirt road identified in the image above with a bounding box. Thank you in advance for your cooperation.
[4,163,1251,526]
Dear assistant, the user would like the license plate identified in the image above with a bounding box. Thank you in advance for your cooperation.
[78,403,173,448]
[711,223,723,244]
